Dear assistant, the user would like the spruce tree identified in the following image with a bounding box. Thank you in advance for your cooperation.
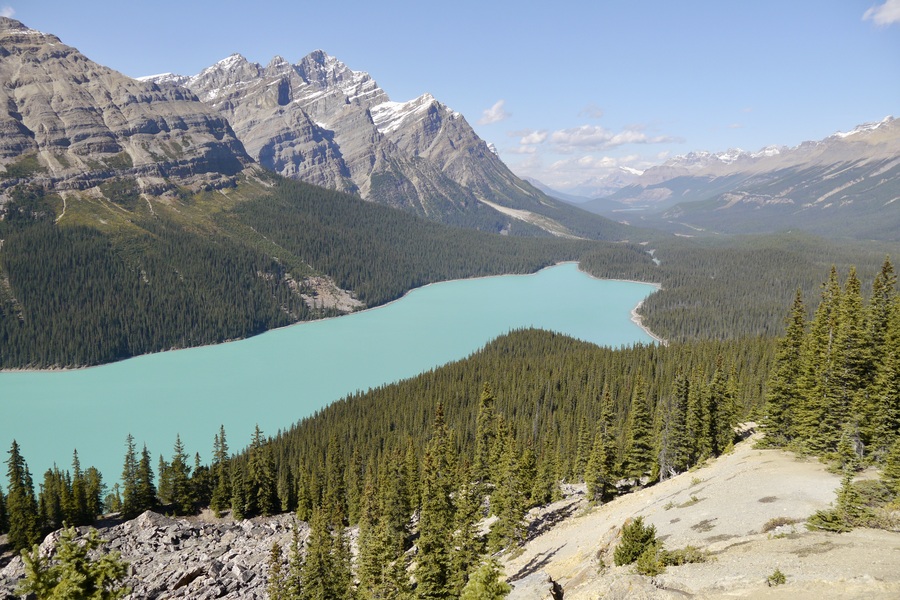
[871,293,900,456]
[882,438,900,498]
[0,482,8,534]
[210,426,231,517]
[168,435,194,515]
[84,467,104,522]
[70,450,89,525]
[473,382,498,486]
[136,445,156,514]
[488,430,527,552]
[762,290,807,446]
[796,266,842,453]
[623,380,654,486]
[249,426,278,517]
[120,434,140,518]
[415,404,455,600]
[323,434,348,525]
[459,558,512,600]
[267,542,289,600]
[450,461,483,596]
[6,440,40,554]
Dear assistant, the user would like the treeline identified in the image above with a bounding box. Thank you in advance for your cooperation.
[0,186,308,367]
[761,258,899,463]
[0,180,616,368]
[581,232,900,341]
[2,330,775,592]
[224,179,608,307]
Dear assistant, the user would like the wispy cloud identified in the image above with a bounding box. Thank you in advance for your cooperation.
[0,6,15,18]
[519,130,548,145]
[477,99,510,125]
[864,0,900,26]
[578,104,605,119]
[548,124,679,153]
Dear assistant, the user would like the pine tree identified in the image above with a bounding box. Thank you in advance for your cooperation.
[0,482,8,534]
[709,356,736,455]
[685,366,710,463]
[623,379,654,486]
[84,467,104,522]
[473,382,498,487]
[157,455,172,506]
[70,450,89,525]
[762,289,807,446]
[832,268,869,451]
[459,558,512,600]
[796,266,842,452]
[586,387,621,499]
[531,438,561,506]
[415,404,455,600]
[882,438,900,498]
[323,434,348,525]
[6,440,40,553]
[136,445,156,514]
[17,526,129,599]
[168,435,194,515]
[871,293,900,456]
[120,434,140,519]
[488,430,527,553]
[267,542,290,600]
[249,425,278,517]
[231,463,248,520]
[450,461,483,596]
[210,426,231,517]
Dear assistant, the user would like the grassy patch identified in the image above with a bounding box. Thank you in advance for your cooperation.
[2,155,48,179]
[761,516,801,533]
[103,151,134,170]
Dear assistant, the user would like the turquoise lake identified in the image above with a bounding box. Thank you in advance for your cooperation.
[0,263,657,484]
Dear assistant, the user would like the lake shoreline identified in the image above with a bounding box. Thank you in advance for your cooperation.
[0,262,664,373]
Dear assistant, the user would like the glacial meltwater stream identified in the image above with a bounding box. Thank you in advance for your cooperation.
[0,263,657,483]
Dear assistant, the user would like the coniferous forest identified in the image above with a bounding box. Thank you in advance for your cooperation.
[3,170,900,597]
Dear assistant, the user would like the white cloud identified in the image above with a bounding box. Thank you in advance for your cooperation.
[864,0,900,25]
[548,124,678,153]
[519,130,548,145]
[0,6,15,18]
[477,99,510,125]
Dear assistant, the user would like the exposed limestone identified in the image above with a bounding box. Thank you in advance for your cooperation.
[0,17,253,198]
[0,511,302,599]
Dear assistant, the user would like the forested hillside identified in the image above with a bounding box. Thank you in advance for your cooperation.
[0,178,609,368]
[582,233,900,341]
[1,328,775,594]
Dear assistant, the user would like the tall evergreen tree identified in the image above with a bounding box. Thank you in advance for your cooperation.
[586,388,620,500]
[249,425,278,517]
[623,379,654,486]
[168,435,194,515]
[136,445,156,514]
[120,434,140,518]
[488,430,527,552]
[210,426,231,517]
[459,558,512,600]
[796,266,842,452]
[473,382,498,487]
[449,461,483,596]
[415,404,455,600]
[266,542,290,600]
[6,440,40,553]
[762,289,807,446]
[0,482,8,534]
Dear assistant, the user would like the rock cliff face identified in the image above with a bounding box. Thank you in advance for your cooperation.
[0,17,252,195]
[145,52,578,234]
[0,511,302,599]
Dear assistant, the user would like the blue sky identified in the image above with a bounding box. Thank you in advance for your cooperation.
[8,1,900,194]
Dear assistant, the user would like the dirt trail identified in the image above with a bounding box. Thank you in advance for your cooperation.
[504,432,900,599]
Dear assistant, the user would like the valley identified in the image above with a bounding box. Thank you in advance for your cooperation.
[1,8,900,600]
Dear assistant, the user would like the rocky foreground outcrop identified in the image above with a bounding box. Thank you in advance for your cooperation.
[0,511,303,599]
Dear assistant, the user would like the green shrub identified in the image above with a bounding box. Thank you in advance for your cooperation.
[766,568,786,586]
[614,517,658,566]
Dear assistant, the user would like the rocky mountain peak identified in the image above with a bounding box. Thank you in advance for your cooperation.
[0,19,252,197]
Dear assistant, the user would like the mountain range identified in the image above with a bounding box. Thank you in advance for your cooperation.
[0,17,626,241]
[577,116,900,240]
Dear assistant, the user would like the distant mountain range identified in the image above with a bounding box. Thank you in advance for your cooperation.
[578,117,900,240]
[0,17,627,240]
